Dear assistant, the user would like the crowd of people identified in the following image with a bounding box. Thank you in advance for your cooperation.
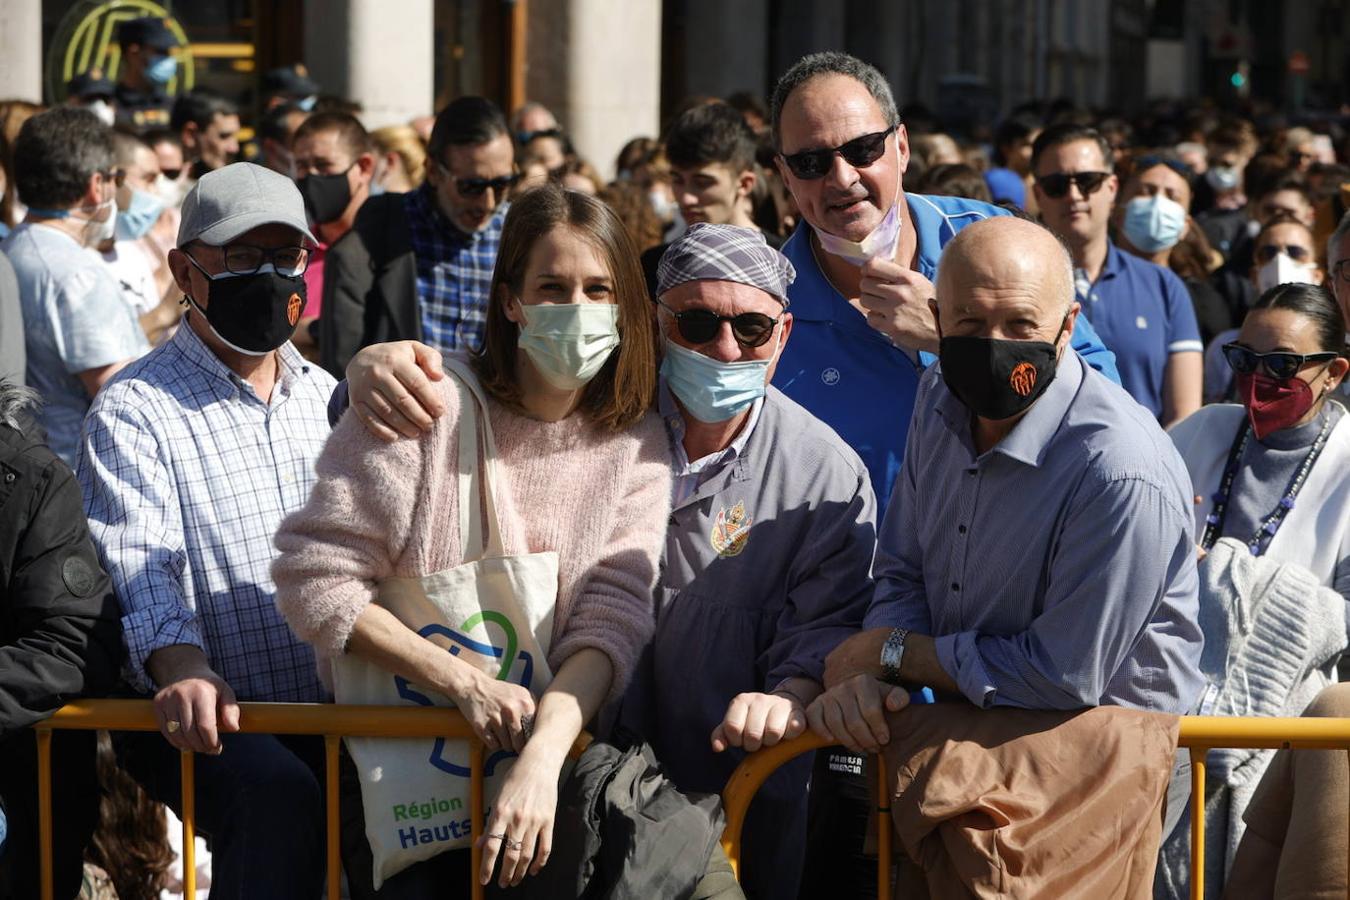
[1,16,1350,900]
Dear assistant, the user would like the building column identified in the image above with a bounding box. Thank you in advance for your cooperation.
[527,0,661,181]
[0,0,43,103]
[304,0,435,129]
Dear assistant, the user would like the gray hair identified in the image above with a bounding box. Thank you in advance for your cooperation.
[769,51,899,152]
[1328,209,1350,269]
[0,382,40,432]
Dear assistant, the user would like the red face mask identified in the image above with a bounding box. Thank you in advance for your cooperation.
[1236,372,1316,440]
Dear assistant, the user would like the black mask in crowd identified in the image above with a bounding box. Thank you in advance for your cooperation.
[938,316,1068,420]
[297,166,353,225]
[186,256,307,356]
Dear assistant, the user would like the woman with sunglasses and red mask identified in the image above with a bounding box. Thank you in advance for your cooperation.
[1203,214,1325,401]
[1170,281,1349,588]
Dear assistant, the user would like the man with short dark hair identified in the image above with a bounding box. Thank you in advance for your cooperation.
[113,16,181,132]
[639,102,772,296]
[320,95,517,375]
[171,91,241,180]
[291,112,375,358]
[1032,123,1202,425]
[78,162,337,899]
[1,107,148,465]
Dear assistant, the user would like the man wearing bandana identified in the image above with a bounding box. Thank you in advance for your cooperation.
[77,163,337,898]
[811,215,1204,842]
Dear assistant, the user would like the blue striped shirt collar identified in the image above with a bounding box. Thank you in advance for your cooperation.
[170,317,313,401]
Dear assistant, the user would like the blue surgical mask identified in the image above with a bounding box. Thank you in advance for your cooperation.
[660,332,780,423]
[115,187,166,241]
[296,95,318,112]
[1205,166,1240,193]
[1121,193,1187,254]
[146,55,178,86]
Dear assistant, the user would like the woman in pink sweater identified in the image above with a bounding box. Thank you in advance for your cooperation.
[271,184,672,893]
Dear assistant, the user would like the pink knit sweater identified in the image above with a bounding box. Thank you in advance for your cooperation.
[271,376,672,700]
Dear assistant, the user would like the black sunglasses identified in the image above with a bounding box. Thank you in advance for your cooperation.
[1222,343,1338,381]
[435,161,521,198]
[517,127,563,145]
[160,167,182,181]
[1036,171,1112,199]
[1254,243,1312,264]
[780,126,897,180]
[655,297,781,348]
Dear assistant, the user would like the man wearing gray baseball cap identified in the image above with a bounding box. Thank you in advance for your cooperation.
[77,162,338,899]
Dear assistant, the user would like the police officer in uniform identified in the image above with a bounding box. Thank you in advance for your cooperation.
[114,17,181,132]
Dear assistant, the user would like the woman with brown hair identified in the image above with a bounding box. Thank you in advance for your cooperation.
[273,182,672,895]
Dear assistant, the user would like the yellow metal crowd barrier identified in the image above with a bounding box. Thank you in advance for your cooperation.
[35,703,1350,900]
[36,699,502,900]
[721,716,1350,900]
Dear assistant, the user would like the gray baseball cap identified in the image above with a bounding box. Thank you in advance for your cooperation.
[177,162,317,247]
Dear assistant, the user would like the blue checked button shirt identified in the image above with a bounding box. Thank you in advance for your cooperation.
[404,185,506,353]
[77,323,338,701]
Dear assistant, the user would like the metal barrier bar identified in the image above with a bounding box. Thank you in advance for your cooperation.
[720,716,1350,897]
[35,700,509,900]
[1189,747,1205,900]
[181,750,195,898]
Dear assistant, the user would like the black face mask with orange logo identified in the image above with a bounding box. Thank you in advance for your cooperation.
[185,257,307,357]
[938,317,1067,421]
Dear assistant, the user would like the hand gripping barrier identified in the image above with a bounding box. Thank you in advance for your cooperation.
[719,716,1350,900]
[35,699,589,900]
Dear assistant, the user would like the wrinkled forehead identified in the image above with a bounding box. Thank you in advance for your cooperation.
[779,74,889,154]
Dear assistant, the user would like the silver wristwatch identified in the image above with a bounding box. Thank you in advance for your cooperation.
[880,627,910,685]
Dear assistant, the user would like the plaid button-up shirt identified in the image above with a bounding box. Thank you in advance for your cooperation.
[78,323,337,701]
[404,185,506,353]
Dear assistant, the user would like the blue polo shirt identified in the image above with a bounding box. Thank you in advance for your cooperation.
[772,192,1121,514]
[1075,242,1203,420]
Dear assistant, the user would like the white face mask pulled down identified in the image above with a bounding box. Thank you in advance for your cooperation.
[70,197,118,247]
[1255,252,1319,294]
[809,182,903,266]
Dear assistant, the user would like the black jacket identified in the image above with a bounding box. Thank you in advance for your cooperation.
[319,192,422,378]
[0,410,123,899]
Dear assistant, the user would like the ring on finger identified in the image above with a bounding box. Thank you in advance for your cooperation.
[165,719,181,734]
[520,714,535,740]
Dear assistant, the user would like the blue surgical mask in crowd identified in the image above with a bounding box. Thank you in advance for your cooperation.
[1205,166,1240,193]
[1121,193,1187,254]
[145,54,178,86]
[296,95,318,112]
[660,330,781,423]
[516,302,621,390]
[115,188,166,241]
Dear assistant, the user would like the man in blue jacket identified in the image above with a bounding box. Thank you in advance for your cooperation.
[767,51,1118,511]
[763,51,1120,898]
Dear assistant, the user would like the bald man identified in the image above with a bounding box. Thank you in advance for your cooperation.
[811,217,1203,832]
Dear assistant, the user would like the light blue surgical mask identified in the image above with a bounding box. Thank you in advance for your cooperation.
[660,330,780,423]
[1121,193,1187,254]
[115,187,166,241]
[517,302,620,390]
[296,95,318,112]
[146,55,178,86]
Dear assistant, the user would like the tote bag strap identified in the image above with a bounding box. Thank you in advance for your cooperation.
[443,356,509,560]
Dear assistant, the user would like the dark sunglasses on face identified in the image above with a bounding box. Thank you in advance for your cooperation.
[779,125,897,180]
[655,297,782,348]
[517,127,563,145]
[1254,243,1312,264]
[435,161,521,198]
[1036,170,1111,199]
[161,167,182,180]
[1222,343,1338,381]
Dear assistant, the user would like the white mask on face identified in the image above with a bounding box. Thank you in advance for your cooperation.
[71,197,117,247]
[1256,252,1319,294]
[83,100,115,127]
[809,182,903,266]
